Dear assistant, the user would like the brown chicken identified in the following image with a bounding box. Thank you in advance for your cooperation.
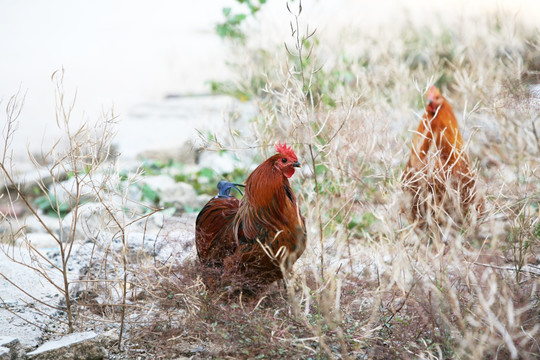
[195,142,306,290]
[402,86,480,225]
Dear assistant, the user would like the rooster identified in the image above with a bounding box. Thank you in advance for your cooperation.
[402,86,481,225]
[195,142,306,290]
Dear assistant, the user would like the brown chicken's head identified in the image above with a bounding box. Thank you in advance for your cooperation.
[426,86,444,114]
[274,141,301,178]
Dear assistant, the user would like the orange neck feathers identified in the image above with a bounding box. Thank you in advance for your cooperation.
[244,155,295,210]
[427,97,464,154]
[238,154,298,239]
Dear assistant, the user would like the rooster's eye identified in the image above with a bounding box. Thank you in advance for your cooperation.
[281,158,287,163]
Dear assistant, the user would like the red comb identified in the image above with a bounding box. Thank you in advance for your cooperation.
[275,141,297,161]
[427,86,441,100]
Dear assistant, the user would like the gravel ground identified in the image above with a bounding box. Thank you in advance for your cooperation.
[0,249,65,350]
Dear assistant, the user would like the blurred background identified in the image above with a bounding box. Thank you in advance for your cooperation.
[1,0,539,161]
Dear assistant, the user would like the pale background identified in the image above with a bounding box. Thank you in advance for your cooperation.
[1,0,538,160]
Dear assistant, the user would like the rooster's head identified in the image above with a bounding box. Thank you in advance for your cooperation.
[274,142,301,178]
[426,86,444,114]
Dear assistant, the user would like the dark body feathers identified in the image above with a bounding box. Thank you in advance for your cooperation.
[195,154,306,290]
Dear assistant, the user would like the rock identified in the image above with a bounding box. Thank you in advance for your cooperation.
[530,83,540,98]
[0,347,9,360]
[154,229,196,264]
[141,175,204,209]
[0,217,17,239]
[105,221,195,263]
[0,199,26,218]
[111,232,158,257]
[26,331,104,360]
[70,214,195,277]
[16,233,59,249]
[48,175,109,209]
[143,212,165,230]
[168,182,206,209]
[24,214,62,235]
[0,251,62,350]
[0,165,66,195]
[60,202,124,242]
[529,83,540,108]
[141,174,177,193]
[0,336,21,359]
[197,151,241,174]
[0,337,19,348]
[95,329,118,348]
[137,140,202,165]
[196,194,212,207]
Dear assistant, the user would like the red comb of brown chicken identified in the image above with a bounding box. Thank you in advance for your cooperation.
[402,86,482,226]
[195,142,306,291]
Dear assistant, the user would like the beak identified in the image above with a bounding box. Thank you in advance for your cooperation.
[427,99,433,105]
[233,183,245,187]
[292,161,301,168]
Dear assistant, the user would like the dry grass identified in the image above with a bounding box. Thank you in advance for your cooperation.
[1,3,539,359]
[150,3,540,359]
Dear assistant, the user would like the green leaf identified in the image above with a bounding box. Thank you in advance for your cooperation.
[35,195,53,210]
[56,202,70,216]
[34,195,71,218]
[141,183,160,204]
[315,164,328,174]
[198,167,216,179]
[183,205,200,213]
[362,212,376,227]
[347,217,359,230]
[231,14,247,25]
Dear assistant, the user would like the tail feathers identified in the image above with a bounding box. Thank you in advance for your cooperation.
[195,196,240,265]
[216,180,245,198]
